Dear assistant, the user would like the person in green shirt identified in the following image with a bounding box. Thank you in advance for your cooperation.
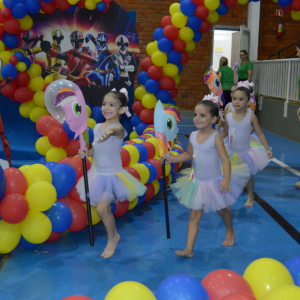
[218,57,234,107]
[237,50,253,82]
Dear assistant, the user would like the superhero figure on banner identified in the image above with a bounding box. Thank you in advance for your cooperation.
[41,30,94,86]
[79,32,120,86]
[20,30,44,63]
[111,35,138,88]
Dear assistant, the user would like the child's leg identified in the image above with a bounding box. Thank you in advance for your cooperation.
[97,201,120,259]
[175,209,203,258]
[217,208,235,247]
[245,176,254,207]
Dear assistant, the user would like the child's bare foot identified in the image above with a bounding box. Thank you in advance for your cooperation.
[175,248,193,258]
[223,229,235,247]
[101,233,120,259]
[244,195,254,207]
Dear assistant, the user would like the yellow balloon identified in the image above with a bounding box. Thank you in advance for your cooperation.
[123,145,140,165]
[179,27,194,42]
[86,105,91,118]
[19,100,37,118]
[142,94,157,109]
[163,63,179,77]
[174,74,181,86]
[130,163,150,184]
[83,204,101,225]
[243,258,294,300]
[186,40,196,52]
[169,150,179,156]
[146,138,159,157]
[45,75,54,84]
[30,107,49,123]
[238,0,248,4]
[261,285,300,300]
[27,64,42,78]
[291,10,300,21]
[36,136,53,155]
[25,163,52,186]
[0,0,5,9]
[68,0,79,4]
[0,51,12,65]
[18,15,33,31]
[165,163,171,176]
[33,91,45,108]
[146,41,159,56]
[134,86,147,100]
[128,197,138,210]
[19,164,31,175]
[88,118,97,130]
[0,41,5,53]
[151,51,168,67]
[272,0,278,2]
[93,0,102,2]
[207,10,219,23]
[85,0,97,9]
[10,48,25,55]
[130,131,139,140]
[169,3,181,16]
[16,62,27,72]
[46,148,67,162]
[167,173,173,186]
[0,221,20,254]
[172,13,187,28]
[28,77,45,92]
[105,281,156,300]
[204,0,220,11]
[131,138,144,144]
[152,180,160,195]
[21,211,52,243]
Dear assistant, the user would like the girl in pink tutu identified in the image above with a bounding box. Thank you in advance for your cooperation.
[162,99,250,257]
[225,85,273,207]
[77,89,146,258]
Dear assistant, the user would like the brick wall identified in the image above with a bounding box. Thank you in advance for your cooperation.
[116,0,248,110]
[258,0,299,60]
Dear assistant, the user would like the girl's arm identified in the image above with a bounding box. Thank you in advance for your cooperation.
[247,69,253,82]
[251,114,273,158]
[98,124,124,142]
[220,115,228,138]
[215,135,231,193]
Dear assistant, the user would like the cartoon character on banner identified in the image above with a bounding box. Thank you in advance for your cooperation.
[20,30,44,63]
[237,80,256,112]
[0,114,12,168]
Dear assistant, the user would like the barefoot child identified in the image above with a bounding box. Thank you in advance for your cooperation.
[77,89,146,258]
[162,99,250,257]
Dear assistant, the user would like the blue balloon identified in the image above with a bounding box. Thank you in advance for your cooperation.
[137,71,150,85]
[88,127,94,144]
[145,131,155,137]
[156,274,210,300]
[135,137,146,142]
[155,90,172,103]
[2,33,19,51]
[133,143,148,162]
[65,4,76,13]
[177,63,183,74]
[0,165,6,202]
[111,202,116,214]
[38,156,47,165]
[193,31,202,42]
[44,202,73,233]
[23,57,31,70]
[11,3,27,19]
[158,38,173,53]
[216,0,228,15]
[285,256,300,287]
[63,121,75,135]
[141,162,157,183]
[96,1,107,12]
[145,79,160,94]
[278,0,292,7]
[45,161,58,173]
[170,162,175,173]
[86,102,93,109]
[180,0,196,17]
[40,0,52,2]
[137,194,145,205]
[50,163,77,198]
[187,16,202,31]
[167,50,182,65]
[1,63,18,80]
[136,122,149,136]
[91,106,104,123]
[15,0,25,3]
[14,51,25,62]
[168,99,177,105]
[25,0,41,14]
[171,148,182,155]
[131,115,142,127]
[153,28,165,41]
[3,0,14,8]
[19,236,40,249]
[158,178,164,193]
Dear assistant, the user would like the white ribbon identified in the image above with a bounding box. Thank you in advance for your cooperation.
[237,80,254,89]
[111,88,132,117]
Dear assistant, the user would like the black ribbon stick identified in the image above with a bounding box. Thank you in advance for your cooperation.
[162,160,171,239]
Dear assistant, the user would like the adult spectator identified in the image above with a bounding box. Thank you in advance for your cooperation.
[238,50,253,82]
[218,56,234,107]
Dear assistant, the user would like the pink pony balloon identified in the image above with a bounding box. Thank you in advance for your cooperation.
[204,68,224,106]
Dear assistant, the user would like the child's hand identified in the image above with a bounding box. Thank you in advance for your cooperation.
[78,149,87,159]
[267,150,273,159]
[219,178,232,194]
[98,129,113,142]
[159,156,172,165]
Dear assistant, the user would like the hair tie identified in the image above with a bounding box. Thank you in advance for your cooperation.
[237,80,254,90]
[202,95,224,121]
[111,88,132,117]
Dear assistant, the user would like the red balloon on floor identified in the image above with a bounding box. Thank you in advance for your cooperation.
[47,231,62,242]
[220,293,257,300]
[36,115,62,136]
[48,128,69,148]
[142,141,156,159]
[140,109,154,124]
[147,159,162,180]
[113,200,129,217]
[65,139,81,157]
[124,167,141,181]
[67,182,85,203]
[58,157,73,164]
[120,148,131,167]
[4,167,28,196]
[62,296,93,300]
[69,157,91,180]
[144,183,155,201]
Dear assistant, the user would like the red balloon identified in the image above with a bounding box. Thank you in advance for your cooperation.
[15,72,30,87]
[124,167,141,180]
[195,5,209,20]
[120,148,131,168]
[181,51,190,64]
[148,65,163,80]
[223,0,237,8]
[161,15,172,28]
[69,157,91,180]
[1,8,12,19]
[9,56,18,65]
[282,4,292,12]
[220,293,257,300]
[0,25,4,38]
[1,80,17,98]
[0,193,29,224]
[48,128,69,148]
[36,115,63,136]
[53,0,70,10]
[40,1,56,14]
[140,56,154,71]
[14,87,34,103]
[173,39,186,54]
[147,158,162,180]
[113,200,129,217]
[142,141,156,159]
[144,183,155,201]
[192,0,204,5]
[163,25,179,40]
[139,134,151,140]
[159,76,176,90]
[102,3,109,13]
[58,157,73,164]
[170,87,178,98]
[77,0,86,8]
[58,197,87,232]
[4,168,28,196]
[202,269,255,300]
[140,109,154,124]
[199,19,211,33]
[67,181,84,203]
[65,139,81,157]
[47,231,62,242]
[132,100,145,115]
[3,19,20,35]
[62,296,93,300]
[103,0,113,3]
[124,140,136,145]
[43,83,50,92]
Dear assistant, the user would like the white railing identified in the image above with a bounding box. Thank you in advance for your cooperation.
[252,58,300,117]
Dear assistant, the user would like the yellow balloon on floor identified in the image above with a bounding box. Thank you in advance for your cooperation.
[0,51,12,65]
[45,75,54,84]
[172,13,187,28]
[19,100,37,118]
[169,2,181,16]
[142,94,157,109]
[167,173,173,186]
[152,180,160,195]
[243,258,294,300]
[291,10,300,21]
[25,163,52,186]
[19,165,31,175]
[85,0,97,10]
[28,77,45,92]
[261,285,300,300]
[130,131,139,140]
[88,118,96,130]
[18,15,33,31]
[36,136,53,155]
[146,42,159,56]
[128,197,138,210]
[0,221,21,254]
[185,40,195,52]
[46,148,67,162]
[131,138,143,144]
[83,205,101,225]
[207,10,219,24]
[30,107,49,123]
[33,91,45,108]
[135,86,147,100]
[130,163,150,184]
[165,163,171,176]
[105,281,157,300]
[163,63,179,77]
[204,0,220,11]
[21,211,52,244]
[122,145,140,165]
[151,51,167,67]
[27,63,42,78]
[16,62,27,72]
[179,27,194,42]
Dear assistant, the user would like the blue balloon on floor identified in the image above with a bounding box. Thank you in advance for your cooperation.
[88,127,94,144]
[91,106,104,123]
[0,165,6,202]
[45,161,58,173]
[111,202,116,214]
[136,122,149,136]
[131,115,142,127]
[141,162,157,183]
[158,178,164,193]
[285,256,300,286]
[134,143,148,162]
[156,274,210,300]
[38,156,47,165]
[19,236,40,249]
[137,194,145,205]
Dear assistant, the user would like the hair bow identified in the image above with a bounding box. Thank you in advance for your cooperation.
[203,94,219,104]
[237,80,254,90]
[111,88,131,117]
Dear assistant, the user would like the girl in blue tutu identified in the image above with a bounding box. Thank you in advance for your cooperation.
[77,89,146,258]
[162,99,250,257]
